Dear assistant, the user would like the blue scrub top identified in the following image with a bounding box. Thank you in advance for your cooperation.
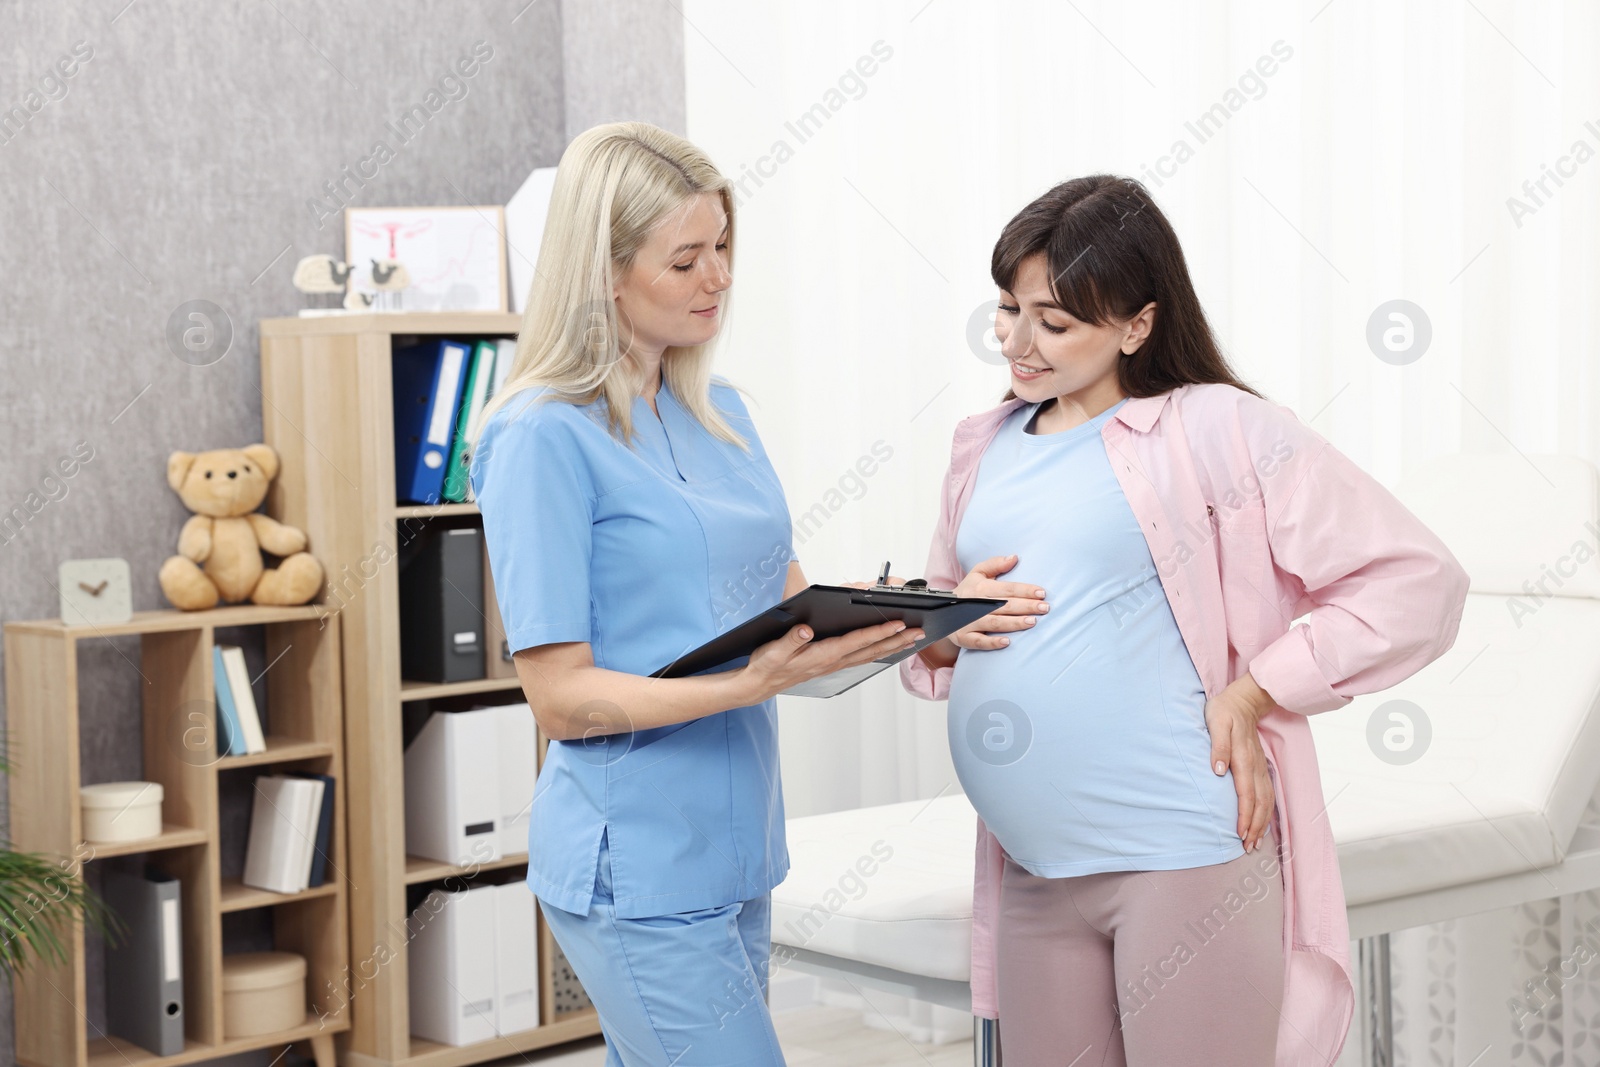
[468,375,795,918]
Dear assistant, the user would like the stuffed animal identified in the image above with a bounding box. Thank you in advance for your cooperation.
[158,444,324,610]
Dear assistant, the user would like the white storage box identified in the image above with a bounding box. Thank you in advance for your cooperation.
[221,951,306,1037]
[80,781,163,844]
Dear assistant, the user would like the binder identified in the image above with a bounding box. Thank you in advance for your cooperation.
[441,340,497,503]
[404,709,500,865]
[407,884,499,1046]
[104,867,184,1057]
[491,338,516,396]
[393,339,471,505]
[481,540,517,680]
[462,338,518,505]
[652,574,1005,697]
[492,882,540,1034]
[292,771,337,888]
[212,645,246,757]
[488,703,537,857]
[398,525,485,683]
[218,645,265,754]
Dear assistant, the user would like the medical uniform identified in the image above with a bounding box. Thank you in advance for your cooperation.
[468,376,795,1067]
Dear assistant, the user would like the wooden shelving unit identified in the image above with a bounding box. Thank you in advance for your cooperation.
[259,313,601,1067]
[3,604,350,1067]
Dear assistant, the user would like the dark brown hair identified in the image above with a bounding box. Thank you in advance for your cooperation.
[991,175,1262,401]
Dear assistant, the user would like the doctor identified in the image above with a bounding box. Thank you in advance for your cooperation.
[467,122,922,1067]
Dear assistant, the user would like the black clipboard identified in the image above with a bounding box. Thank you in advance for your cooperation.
[650,566,1004,698]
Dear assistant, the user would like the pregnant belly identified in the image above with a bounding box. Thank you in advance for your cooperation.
[946,642,1241,869]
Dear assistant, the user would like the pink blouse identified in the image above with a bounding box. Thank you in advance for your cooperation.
[899,382,1469,1066]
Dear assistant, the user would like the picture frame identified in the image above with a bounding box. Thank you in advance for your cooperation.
[344,205,508,313]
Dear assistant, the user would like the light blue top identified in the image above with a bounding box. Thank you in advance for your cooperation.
[468,376,795,918]
[948,397,1244,877]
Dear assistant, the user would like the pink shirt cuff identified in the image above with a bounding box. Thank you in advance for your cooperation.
[1248,625,1351,715]
[899,652,952,702]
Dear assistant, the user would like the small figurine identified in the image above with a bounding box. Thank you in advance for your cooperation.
[369,258,412,311]
[291,254,351,310]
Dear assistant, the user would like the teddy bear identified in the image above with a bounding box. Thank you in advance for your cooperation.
[158,444,324,611]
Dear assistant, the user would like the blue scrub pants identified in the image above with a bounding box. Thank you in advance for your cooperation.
[539,831,786,1066]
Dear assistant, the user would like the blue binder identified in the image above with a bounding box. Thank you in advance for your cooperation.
[393,339,471,505]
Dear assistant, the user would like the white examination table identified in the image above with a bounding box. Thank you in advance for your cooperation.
[772,454,1600,1066]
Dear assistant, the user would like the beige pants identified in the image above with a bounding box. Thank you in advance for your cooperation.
[995,824,1284,1066]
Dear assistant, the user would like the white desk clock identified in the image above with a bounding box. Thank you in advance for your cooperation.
[58,558,133,626]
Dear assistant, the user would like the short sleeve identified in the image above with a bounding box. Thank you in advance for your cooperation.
[468,396,596,653]
[711,378,798,564]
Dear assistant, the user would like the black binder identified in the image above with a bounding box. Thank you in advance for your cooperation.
[104,866,184,1056]
[652,572,1004,697]
[399,525,486,683]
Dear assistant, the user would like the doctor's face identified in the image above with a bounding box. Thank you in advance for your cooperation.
[613,192,731,361]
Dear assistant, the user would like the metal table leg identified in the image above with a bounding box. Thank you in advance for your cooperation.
[1358,933,1393,1067]
[974,1016,1000,1067]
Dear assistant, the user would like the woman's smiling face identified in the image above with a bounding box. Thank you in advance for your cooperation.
[995,252,1154,405]
[613,192,732,363]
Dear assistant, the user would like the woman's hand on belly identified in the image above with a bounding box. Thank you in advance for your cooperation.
[917,554,1050,670]
[1204,672,1278,852]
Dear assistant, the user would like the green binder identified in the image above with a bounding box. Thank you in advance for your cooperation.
[441,340,498,503]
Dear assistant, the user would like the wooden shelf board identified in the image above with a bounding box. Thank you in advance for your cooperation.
[399,676,523,702]
[218,876,340,913]
[260,312,521,338]
[217,735,335,769]
[393,502,480,520]
[404,851,528,886]
[403,1011,601,1067]
[81,823,208,859]
[86,1012,348,1067]
[6,604,327,639]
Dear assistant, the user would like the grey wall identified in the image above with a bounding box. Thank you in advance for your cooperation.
[560,0,685,137]
[0,2,681,1062]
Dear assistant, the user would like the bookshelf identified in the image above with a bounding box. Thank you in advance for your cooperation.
[3,604,349,1067]
[258,313,601,1067]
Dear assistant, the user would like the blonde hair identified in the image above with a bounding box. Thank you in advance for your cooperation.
[473,121,746,451]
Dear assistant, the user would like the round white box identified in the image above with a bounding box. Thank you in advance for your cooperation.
[80,781,164,844]
[222,951,307,1037]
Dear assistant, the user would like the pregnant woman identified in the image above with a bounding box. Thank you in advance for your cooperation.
[900,176,1469,1066]
[469,122,921,1066]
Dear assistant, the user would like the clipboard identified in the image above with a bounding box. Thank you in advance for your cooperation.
[650,564,1005,698]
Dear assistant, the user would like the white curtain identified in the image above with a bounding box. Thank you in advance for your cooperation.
[682,0,1600,1057]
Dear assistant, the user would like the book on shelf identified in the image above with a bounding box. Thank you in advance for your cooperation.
[243,774,331,893]
[291,771,337,888]
[213,645,247,758]
[216,645,266,755]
